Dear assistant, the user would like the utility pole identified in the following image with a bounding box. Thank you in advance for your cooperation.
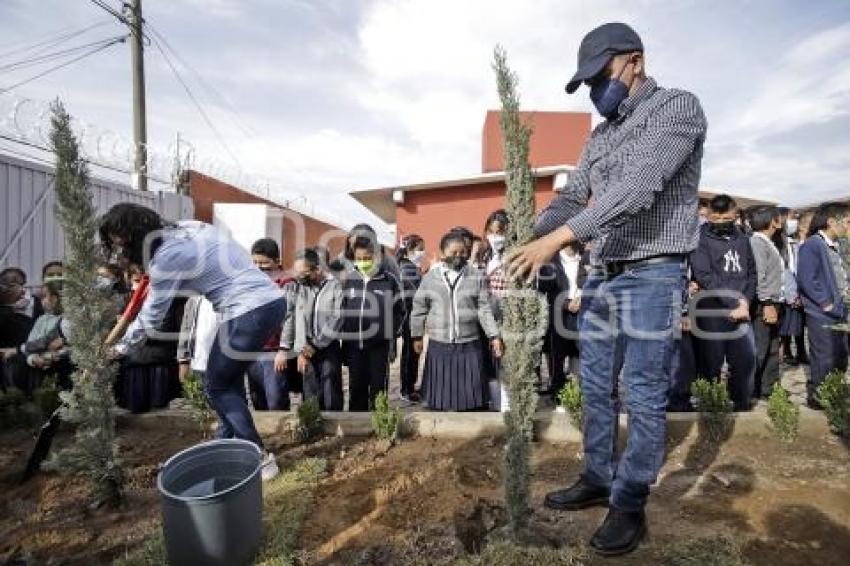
[128,0,147,191]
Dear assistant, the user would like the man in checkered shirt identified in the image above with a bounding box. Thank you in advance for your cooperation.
[506,22,707,556]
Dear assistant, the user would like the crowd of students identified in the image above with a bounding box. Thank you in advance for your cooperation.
[670,197,850,411]
[1,198,848,431]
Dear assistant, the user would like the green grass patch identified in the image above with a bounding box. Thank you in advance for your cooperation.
[661,536,751,566]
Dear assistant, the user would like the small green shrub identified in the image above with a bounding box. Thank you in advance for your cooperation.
[817,370,850,439]
[556,379,583,431]
[691,377,732,441]
[295,398,324,443]
[371,390,403,442]
[767,383,799,441]
[182,370,213,437]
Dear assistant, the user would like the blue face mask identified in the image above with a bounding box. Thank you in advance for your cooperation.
[589,61,633,120]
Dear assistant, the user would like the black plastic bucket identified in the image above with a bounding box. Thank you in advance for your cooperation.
[157,439,263,565]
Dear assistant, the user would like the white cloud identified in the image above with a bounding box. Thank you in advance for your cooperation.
[703,20,850,205]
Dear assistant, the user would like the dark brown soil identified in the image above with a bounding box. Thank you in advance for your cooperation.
[0,423,204,565]
[2,417,849,565]
[298,428,850,565]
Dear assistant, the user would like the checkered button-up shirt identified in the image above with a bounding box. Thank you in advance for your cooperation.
[534,77,707,264]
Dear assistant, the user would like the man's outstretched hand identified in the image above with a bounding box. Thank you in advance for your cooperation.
[505,226,575,282]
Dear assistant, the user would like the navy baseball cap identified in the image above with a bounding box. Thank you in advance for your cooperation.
[565,22,643,94]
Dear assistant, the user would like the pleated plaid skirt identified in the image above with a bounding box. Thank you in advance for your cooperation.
[422,339,486,411]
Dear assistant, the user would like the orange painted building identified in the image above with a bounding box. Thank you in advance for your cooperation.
[351,111,592,255]
[187,170,346,267]
[481,111,591,173]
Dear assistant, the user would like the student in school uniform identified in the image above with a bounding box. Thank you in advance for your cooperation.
[282,248,344,410]
[246,238,293,411]
[748,206,786,399]
[481,211,509,409]
[396,234,426,403]
[0,269,39,392]
[340,236,405,411]
[690,195,757,411]
[797,202,850,409]
[411,230,504,411]
[3,280,72,395]
[539,241,587,395]
[779,212,809,366]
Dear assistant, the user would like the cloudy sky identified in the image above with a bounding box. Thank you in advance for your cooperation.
[1,0,849,236]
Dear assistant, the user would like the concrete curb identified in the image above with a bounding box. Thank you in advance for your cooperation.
[117,404,832,443]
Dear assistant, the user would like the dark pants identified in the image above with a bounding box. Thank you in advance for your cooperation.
[344,340,390,412]
[399,326,420,397]
[205,298,287,449]
[753,303,782,398]
[304,341,343,411]
[668,329,697,411]
[546,313,580,394]
[806,312,849,404]
[780,334,808,362]
[247,357,289,410]
[694,317,756,411]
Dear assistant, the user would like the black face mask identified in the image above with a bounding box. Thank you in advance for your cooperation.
[446,256,467,271]
[710,221,735,236]
[297,274,313,286]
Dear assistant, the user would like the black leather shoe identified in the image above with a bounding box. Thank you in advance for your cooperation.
[590,507,646,556]
[544,477,610,510]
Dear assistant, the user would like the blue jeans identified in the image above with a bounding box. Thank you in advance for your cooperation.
[247,358,290,410]
[205,297,287,448]
[579,261,686,512]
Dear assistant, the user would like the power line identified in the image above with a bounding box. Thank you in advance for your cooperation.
[0,36,127,94]
[144,23,255,138]
[0,20,112,60]
[0,35,128,74]
[87,0,131,26]
[147,33,242,168]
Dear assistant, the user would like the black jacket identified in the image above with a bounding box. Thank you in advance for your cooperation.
[539,252,589,332]
[398,258,422,319]
[690,224,757,314]
[122,297,187,367]
[340,268,405,347]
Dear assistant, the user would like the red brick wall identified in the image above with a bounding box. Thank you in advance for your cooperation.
[395,176,557,258]
[481,111,591,173]
[187,171,345,268]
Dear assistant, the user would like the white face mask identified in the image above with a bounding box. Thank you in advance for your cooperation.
[410,250,426,265]
[487,234,506,252]
[785,219,799,236]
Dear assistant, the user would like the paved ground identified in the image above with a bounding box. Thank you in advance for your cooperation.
[224,340,816,414]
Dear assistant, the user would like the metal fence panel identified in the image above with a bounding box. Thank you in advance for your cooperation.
[0,152,194,286]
